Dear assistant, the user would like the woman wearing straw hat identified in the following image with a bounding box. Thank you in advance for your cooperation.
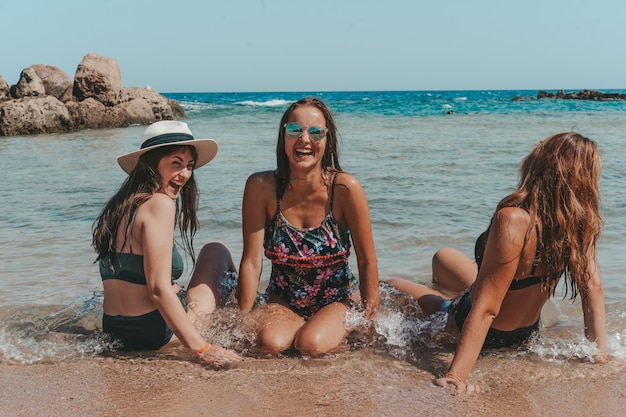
[93,120,242,367]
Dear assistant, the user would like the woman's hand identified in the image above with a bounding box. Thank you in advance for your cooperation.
[593,353,608,364]
[434,375,481,394]
[363,294,379,319]
[196,344,244,368]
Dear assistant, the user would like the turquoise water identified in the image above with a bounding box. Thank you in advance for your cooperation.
[1,90,625,363]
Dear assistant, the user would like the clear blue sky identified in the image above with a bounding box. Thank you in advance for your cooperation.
[2,0,624,92]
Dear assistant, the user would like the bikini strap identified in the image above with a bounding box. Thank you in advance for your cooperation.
[529,223,540,276]
[128,210,138,255]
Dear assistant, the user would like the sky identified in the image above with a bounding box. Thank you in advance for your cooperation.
[2,0,625,93]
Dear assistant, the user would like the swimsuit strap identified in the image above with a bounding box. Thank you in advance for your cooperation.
[128,210,138,255]
[329,172,339,212]
[274,172,340,214]
[274,171,282,211]
[528,223,540,277]
[508,223,544,291]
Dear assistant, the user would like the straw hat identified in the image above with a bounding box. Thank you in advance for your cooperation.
[117,120,218,174]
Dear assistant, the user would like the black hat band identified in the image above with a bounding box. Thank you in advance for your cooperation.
[140,133,194,149]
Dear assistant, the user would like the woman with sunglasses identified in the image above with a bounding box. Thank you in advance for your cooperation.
[93,120,243,367]
[236,97,380,356]
[387,132,607,392]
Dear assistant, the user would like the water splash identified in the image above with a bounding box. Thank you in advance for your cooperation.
[1,286,624,365]
[197,305,257,354]
[342,285,452,362]
[530,332,604,363]
[0,292,114,364]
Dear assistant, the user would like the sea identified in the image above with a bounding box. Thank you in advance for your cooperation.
[1,89,625,365]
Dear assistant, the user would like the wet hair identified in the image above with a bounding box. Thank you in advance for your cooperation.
[93,145,200,263]
[495,132,603,300]
[275,97,342,198]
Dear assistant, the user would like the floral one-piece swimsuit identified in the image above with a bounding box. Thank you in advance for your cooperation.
[263,173,358,318]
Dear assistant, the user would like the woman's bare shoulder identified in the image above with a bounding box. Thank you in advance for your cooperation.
[139,193,176,217]
[333,171,360,186]
[246,170,276,188]
[492,206,532,238]
[494,206,531,223]
[331,172,365,196]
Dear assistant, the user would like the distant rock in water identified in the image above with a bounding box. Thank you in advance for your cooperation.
[513,89,626,101]
[0,53,185,136]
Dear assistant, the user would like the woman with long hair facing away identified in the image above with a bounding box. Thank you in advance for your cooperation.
[388,132,607,392]
[236,97,380,357]
[93,120,242,367]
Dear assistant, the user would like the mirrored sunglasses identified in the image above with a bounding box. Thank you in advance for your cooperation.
[284,123,328,141]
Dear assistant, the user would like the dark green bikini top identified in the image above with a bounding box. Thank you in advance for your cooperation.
[99,213,184,284]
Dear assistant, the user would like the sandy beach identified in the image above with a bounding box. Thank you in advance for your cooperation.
[2,346,623,417]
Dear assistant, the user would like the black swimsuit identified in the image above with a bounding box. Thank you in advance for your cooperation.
[446,224,547,349]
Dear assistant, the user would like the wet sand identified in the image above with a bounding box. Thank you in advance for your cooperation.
[2,348,623,417]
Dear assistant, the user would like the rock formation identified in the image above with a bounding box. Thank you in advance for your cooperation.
[513,89,626,101]
[0,53,184,136]
[537,89,626,100]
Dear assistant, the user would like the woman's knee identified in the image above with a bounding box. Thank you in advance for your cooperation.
[432,247,460,280]
[432,247,456,269]
[432,247,476,292]
[198,242,233,263]
[256,325,295,354]
[293,311,347,357]
[294,328,329,357]
[192,242,235,282]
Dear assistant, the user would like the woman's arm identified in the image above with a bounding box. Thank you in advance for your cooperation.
[236,173,272,313]
[142,194,241,365]
[438,207,530,389]
[335,173,379,318]
[142,194,206,351]
[581,249,607,361]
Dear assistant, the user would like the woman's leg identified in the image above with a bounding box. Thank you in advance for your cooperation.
[294,301,350,357]
[431,247,477,293]
[255,302,305,354]
[185,242,237,317]
[386,278,448,315]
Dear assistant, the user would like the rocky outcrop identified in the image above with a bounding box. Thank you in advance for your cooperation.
[117,86,184,124]
[0,96,71,135]
[73,54,122,106]
[513,89,626,101]
[0,53,185,136]
[11,67,46,99]
[30,64,73,102]
[537,89,626,100]
[0,75,9,103]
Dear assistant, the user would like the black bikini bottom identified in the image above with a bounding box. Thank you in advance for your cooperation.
[449,291,540,349]
[102,290,188,351]
[103,309,173,350]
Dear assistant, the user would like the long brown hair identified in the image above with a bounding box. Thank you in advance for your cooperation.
[93,145,199,263]
[275,97,342,198]
[496,132,603,300]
